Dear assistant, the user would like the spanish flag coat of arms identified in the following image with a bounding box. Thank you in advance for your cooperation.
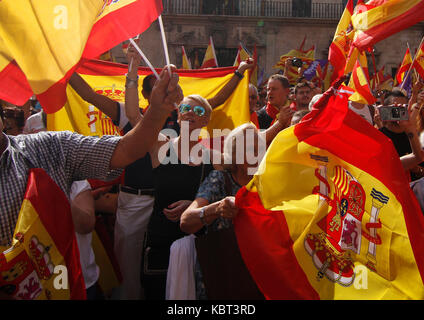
[234,80,424,300]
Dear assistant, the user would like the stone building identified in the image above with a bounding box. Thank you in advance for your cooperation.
[113,0,424,84]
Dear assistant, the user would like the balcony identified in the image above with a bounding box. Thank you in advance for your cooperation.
[162,0,344,19]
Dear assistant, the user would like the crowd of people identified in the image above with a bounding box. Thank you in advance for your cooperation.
[1,42,424,301]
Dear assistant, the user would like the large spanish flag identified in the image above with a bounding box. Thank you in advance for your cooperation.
[0,0,162,113]
[234,80,424,299]
[47,59,250,137]
[0,169,85,300]
[328,0,354,82]
[350,0,424,51]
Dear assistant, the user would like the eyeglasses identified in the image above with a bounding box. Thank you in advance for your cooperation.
[179,104,206,117]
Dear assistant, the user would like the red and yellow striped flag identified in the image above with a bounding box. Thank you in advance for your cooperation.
[234,81,424,299]
[413,42,424,80]
[182,46,192,70]
[0,169,85,300]
[350,0,424,51]
[0,0,162,113]
[47,59,250,137]
[348,59,376,105]
[396,48,413,84]
[201,36,218,69]
[328,0,354,82]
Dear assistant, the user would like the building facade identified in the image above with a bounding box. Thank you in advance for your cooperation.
[112,0,424,84]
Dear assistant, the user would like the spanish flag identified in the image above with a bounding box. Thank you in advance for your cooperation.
[47,59,250,137]
[348,59,376,105]
[0,169,85,300]
[328,0,354,82]
[233,43,251,67]
[350,0,424,51]
[182,46,192,70]
[396,48,413,85]
[201,36,219,69]
[234,80,424,299]
[0,0,162,113]
[413,42,424,80]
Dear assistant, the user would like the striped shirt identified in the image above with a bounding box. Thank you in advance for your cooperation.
[0,131,121,246]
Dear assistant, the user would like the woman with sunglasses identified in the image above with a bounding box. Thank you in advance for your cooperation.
[139,94,219,300]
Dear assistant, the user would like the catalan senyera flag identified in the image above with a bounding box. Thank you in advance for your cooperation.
[328,0,354,82]
[348,59,376,105]
[47,59,250,137]
[350,0,424,52]
[0,0,162,113]
[413,42,424,80]
[201,36,219,69]
[273,47,315,85]
[182,46,192,70]
[396,48,413,85]
[234,80,424,299]
[0,169,85,300]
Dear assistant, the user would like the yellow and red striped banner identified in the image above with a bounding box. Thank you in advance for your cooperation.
[235,83,424,299]
[0,0,162,113]
[348,59,376,105]
[351,0,424,51]
[47,59,250,137]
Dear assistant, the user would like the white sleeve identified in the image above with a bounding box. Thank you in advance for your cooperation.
[70,180,92,202]
[117,102,129,130]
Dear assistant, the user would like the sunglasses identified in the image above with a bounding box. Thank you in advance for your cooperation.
[179,104,206,117]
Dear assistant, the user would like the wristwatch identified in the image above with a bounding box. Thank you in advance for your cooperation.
[234,70,244,79]
[199,207,208,226]
[125,73,139,89]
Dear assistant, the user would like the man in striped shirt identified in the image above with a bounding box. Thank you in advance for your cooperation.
[0,66,183,247]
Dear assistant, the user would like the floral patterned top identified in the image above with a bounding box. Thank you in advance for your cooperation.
[194,169,242,299]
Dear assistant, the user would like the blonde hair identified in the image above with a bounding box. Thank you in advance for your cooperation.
[222,123,264,171]
[184,94,212,115]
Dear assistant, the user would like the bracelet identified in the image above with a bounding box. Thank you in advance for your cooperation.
[234,70,244,79]
[199,207,208,226]
[125,73,139,89]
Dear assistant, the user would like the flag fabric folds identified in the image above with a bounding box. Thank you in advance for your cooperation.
[328,0,354,81]
[0,0,162,113]
[413,42,424,80]
[234,82,424,299]
[47,59,250,137]
[348,59,376,105]
[201,36,219,69]
[350,0,424,51]
[396,48,413,85]
[0,169,85,300]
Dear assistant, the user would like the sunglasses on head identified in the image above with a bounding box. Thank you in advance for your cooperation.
[179,104,206,116]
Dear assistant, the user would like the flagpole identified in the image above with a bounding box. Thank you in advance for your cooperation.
[157,15,172,75]
[401,37,424,90]
[128,38,160,80]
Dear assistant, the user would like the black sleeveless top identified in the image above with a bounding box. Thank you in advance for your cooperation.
[146,142,213,248]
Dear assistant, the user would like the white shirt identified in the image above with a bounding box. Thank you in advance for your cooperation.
[348,102,373,125]
[70,180,100,289]
[23,111,46,134]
